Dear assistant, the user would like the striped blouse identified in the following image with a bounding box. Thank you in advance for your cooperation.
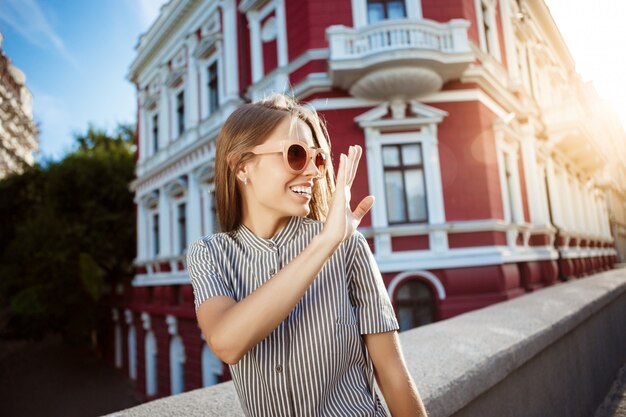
[187,215,399,417]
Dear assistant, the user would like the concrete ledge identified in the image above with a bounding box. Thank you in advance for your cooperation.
[105,268,626,417]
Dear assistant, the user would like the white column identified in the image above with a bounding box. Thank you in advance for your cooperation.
[545,158,562,228]
[186,38,200,128]
[537,164,550,225]
[248,11,263,83]
[159,188,172,257]
[500,0,520,83]
[507,151,524,224]
[559,169,574,232]
[423,126,448,252]
[138,105,147,161]
[221,0,240,103]
[520,130,542,224]
[593,190,602,236]
[187,174,201,243]
[137,202,147,260]
[600,195,611,239]
[275,0,288,68]
[159,69,170,146]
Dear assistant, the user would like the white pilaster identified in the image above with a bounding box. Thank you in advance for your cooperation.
[159,187,171,257]
[186,38,200,128]
[545,158,562,228]
[159,68,170,146]
[507,151,524,224]
[248,11,263,83]
[558,168,574,231]
[520,128,542,224]
[137,202,147,260]
[138,105,147,161]
[500,0,519,83]
[187,174,201,243]
[275,0,288,67]
[571,175,584,235]
[423,126,448,252]
[221,0,240,103]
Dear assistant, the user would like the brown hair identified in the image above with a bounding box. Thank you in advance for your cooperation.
[213,94,336,232]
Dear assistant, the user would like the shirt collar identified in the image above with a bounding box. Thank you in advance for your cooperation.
[235,216,302,252]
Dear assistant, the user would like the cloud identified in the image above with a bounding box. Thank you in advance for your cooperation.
[0,0,81,71]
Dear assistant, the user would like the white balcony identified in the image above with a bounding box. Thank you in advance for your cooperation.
[544,101,606,173]
[326,18,473,101]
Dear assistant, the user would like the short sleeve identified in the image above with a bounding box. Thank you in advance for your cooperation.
[346,232,399,334]
[186,237,234,314]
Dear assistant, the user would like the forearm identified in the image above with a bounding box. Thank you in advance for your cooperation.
[212,232,340,363]
[378,372,428,417]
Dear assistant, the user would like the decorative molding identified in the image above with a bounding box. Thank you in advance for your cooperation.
[141,312,152,330]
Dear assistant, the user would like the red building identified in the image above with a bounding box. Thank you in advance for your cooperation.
[104,0,626,401]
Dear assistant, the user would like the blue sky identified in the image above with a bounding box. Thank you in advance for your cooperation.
[0,0,168,161]
[1,0,624,163]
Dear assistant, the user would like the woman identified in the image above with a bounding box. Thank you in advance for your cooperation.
[187,94,428,417]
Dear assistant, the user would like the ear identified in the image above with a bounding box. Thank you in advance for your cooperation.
[235,160,250,183]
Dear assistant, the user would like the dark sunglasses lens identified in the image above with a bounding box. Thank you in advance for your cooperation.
[287,144,307,171]
[315,153,326,173]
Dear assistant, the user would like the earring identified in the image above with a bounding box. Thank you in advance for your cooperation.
[243,177,248,186]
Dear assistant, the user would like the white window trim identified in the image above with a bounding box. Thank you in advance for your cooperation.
[475,0,502,62]
[171,84,186,140]
[166,179,189,255]
[149,109,160,156]
[247,0,288,83]
[199,52,223,121]
[149,208,160,258]
[359,101,448,257]
[495,131,524,246]
[352,0,422,28]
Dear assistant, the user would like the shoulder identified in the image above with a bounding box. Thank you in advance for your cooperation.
[187,231,237,259]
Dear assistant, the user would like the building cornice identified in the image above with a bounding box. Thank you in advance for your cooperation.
[128,0,202,84]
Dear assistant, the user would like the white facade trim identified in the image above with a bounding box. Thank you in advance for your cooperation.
[351,0,423,28]
[387,270,446,301]
[358,102,449,256]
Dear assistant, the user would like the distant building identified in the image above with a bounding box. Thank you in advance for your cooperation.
[106,0,626,401]
[0,32,38,179]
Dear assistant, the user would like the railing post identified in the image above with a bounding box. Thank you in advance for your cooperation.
[449,19,471,52]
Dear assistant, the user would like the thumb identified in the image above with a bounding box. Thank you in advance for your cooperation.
[352,195,375,222]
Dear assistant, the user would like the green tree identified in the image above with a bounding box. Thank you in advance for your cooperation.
[0,124,136,346]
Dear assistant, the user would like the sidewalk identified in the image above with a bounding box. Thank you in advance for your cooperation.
[595,363,626,417]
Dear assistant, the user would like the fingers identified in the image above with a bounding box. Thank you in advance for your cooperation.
[336,144,362,189]
[345,145,361,188]
[352,195,375,222]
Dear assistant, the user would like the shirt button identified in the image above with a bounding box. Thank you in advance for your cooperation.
[269,268,276,276]
[275,364,283,373]
[268,242,275,249]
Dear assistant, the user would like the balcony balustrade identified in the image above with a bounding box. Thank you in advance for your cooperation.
[326,18,473,101]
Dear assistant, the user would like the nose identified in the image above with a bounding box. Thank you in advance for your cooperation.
[302,155,322,178]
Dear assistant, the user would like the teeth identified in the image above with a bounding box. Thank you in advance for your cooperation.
[290,186,312,195]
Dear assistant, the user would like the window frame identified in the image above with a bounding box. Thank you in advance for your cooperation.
[381,143,429,225]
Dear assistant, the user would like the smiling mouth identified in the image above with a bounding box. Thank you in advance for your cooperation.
[289,185,312,198]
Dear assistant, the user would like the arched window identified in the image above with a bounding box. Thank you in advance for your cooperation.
[202,344,223,387]
[145,331,158,396]
[128,326,137,380]
[395,279,435,331]
[169,336,186,395]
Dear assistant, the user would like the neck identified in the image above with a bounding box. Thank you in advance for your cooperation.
[241,205,291,239]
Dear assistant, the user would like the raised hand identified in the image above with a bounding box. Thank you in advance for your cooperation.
[321,145,375,247]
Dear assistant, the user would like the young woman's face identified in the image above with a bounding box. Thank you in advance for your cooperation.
[239,116,322,222]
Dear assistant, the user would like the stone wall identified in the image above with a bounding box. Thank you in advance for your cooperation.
[105,268,626,417]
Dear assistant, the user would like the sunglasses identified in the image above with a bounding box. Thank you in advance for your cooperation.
[249,140,328,176]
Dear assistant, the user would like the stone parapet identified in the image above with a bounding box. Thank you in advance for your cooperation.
[105,268,626,417]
